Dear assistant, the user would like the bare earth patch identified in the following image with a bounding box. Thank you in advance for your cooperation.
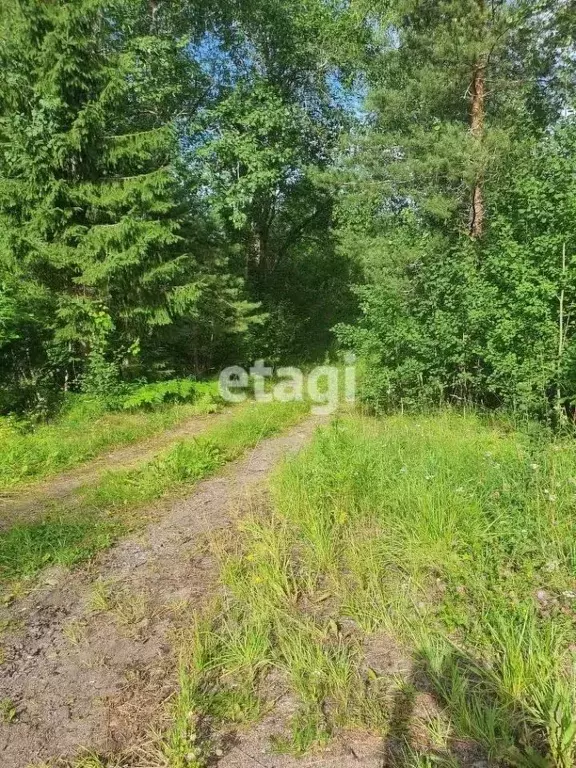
[0,416,323,768]
[214,632,477,768]
[219,721,387,768]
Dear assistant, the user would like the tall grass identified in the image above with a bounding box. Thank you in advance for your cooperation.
[0,401,308,588]
[172,412,576,766]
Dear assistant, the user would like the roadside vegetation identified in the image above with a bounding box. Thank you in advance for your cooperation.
[168,411,576,767]
[0,400,308,590]
[0,381,221,490]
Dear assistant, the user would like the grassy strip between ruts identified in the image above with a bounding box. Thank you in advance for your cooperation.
[0,400,309,590]
[0,382,221,491]
[165,411,576,768]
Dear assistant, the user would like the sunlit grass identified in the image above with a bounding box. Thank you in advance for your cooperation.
[171,411,576,765]
[0,382,221,490]
[0,400,308,588]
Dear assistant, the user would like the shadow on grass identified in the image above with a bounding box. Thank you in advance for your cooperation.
[381,643,539,768]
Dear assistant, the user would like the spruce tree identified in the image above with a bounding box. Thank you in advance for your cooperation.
[0,0,254,395]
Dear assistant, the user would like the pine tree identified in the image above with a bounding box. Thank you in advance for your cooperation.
[335,0,573,414]
[357,0,555,239]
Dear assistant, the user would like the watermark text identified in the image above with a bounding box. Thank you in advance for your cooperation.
[219,357,356,415]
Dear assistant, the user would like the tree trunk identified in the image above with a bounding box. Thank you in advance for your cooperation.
[468,0,487,238]
[469,59,486,238]
[556,242,569,426]
[247,222,268,278]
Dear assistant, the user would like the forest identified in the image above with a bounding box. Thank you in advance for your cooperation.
[4,3,576,768]
[0,0,574,422]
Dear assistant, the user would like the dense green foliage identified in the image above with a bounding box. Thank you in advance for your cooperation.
[0,0,357,414]
[1,0,576,422]
[4,4,576,762]
[335,0,576,420]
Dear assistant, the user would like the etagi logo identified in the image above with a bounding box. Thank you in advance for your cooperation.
[218,356,357,415]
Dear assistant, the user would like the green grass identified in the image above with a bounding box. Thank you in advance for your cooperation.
[170,411,576,767]
[0,400,308,589]
[0,382,221,490]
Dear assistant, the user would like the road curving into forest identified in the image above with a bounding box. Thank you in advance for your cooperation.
[0,407,238,531]
[0,413,326,768]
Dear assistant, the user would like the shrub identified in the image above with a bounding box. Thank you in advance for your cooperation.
[121,380,220,411]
